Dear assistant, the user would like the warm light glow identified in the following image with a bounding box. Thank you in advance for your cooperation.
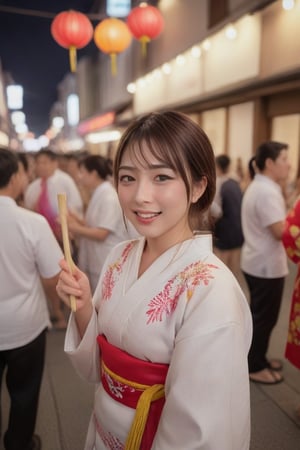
[225,24,237,40]
[11,111,25,126]
[7,85,23,110]
[162,63,172,75]
[282,0,294,10]
[202,39,211,51]
[0,131,9,147]
[127,82,136,94]
[15,123,28,134]
[38,135,50,148]
[67,94,79,126]
[106,0,131,17]
[191,46,202,58]
[52,116,64,129]
[22,138,41,152]
[86,130,121,144]
[176,55,186,66]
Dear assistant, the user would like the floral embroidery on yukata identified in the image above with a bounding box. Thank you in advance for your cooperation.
[146,261,218,324]
[102,369,135,399]
[94,412,124,450]
[102,242,135,300]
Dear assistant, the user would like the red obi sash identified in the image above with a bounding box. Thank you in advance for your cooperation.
[97,334,169,450]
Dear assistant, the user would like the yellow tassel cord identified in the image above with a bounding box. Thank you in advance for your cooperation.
[102,362,165,450]
[125,384,165,450]
[69,45,77,73]
[110,53,117,76]
[140,36,150,57]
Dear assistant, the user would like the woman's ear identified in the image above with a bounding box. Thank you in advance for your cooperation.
[191,177,207,203]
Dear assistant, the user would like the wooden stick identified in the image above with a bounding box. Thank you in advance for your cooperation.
[57,193,77,312]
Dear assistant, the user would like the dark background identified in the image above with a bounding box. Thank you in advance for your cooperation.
[0,0,98,136]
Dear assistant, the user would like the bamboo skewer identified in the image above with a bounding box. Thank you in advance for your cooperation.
[57,193,77,312]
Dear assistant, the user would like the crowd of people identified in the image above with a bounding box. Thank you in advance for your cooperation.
[0,109,299,449]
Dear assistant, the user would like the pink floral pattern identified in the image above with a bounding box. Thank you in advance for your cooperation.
[102,242,135,300]
[94,412,124,449]
[146,261,218,324]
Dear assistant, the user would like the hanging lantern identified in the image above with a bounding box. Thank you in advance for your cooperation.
[127,3,164,56]
[94,18,132,76]
[51,10,93,72]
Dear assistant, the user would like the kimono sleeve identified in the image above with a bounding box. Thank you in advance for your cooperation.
[64,309,100,383]
[152,275,251,450]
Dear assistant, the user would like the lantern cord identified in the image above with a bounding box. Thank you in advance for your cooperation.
[69,46,77,73]
[140,36,150,57]
[110,53,117,77]
[0,5,106,22]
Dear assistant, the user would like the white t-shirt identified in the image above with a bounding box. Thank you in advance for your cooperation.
[241,174,288,278]
[0,196,63,350]
[24,169,83,216]
[78,181,137,292]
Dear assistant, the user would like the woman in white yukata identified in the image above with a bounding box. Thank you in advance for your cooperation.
[57,111,253,450]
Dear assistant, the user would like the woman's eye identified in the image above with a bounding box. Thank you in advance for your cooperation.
[119,175,134,182]
[155,174,172,182]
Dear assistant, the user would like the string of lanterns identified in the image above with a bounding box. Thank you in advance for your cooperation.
[51,3,164,75]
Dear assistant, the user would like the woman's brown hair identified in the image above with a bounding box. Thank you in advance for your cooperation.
[113,111,216,230]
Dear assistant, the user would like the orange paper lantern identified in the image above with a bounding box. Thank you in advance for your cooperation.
[127,4,164,56]
[51,10,93,72]
[94,18,132,76]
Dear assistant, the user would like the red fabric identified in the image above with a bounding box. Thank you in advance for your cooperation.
[36,179,61,240]
[97,334,169,450]
[282,201,300,369]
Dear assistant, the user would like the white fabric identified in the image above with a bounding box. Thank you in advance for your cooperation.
[0,196,63,350]
[78,181,138,292]
[24,169,83,216]
[241,174,288,278]
[65,234,252,450]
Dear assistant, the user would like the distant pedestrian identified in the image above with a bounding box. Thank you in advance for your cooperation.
[24,148,83,329]
[241,141,290,384]
[0,148,63,450]
[212,154,244,281]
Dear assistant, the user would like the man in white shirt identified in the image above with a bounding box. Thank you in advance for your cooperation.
[0,149,63,450]
[241,141,290,385]
[24,149,83,328]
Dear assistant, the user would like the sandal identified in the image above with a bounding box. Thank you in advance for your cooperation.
[249,368,284,385]
[267,358,283,371]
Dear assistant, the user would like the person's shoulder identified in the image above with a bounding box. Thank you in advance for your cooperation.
[16,205,48,224]
[54,169,73,182]
[26,177,40,192]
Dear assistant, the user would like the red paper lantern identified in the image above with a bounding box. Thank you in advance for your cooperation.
[51,10,93,72]
[94,18,132,76]
[127,4,164,55]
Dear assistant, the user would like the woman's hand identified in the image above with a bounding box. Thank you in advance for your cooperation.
[56,259,94,337]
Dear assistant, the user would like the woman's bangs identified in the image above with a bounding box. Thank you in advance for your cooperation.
[126,136,178,171]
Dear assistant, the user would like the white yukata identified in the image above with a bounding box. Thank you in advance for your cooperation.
[65,234,252,450]
[78,181,137,292]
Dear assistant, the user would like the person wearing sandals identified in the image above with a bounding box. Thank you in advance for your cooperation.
[241,141,290,385]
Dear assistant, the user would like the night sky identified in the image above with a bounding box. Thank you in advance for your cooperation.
[0,0,97,136]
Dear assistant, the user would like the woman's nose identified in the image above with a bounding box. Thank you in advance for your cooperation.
[134,179,152,203]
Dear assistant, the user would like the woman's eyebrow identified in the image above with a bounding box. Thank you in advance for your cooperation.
[119,163,170,171]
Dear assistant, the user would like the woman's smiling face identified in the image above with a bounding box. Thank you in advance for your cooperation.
[117,147,193,247]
